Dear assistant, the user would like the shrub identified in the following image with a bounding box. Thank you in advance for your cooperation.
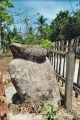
[40,39,54,52]
[43,101,58,120]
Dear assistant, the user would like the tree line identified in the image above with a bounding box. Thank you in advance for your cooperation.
[0,0,80,52]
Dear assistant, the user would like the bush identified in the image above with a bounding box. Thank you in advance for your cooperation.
[43,100,58,120]
[23,34,39,45]
[23,37,54,52]
[11,36,22,44]
[40,39,54,52]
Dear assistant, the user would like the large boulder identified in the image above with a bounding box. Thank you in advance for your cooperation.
[9,43,60,106]
[9,57,60,106]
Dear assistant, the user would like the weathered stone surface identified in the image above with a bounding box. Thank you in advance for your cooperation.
[9,58,60,106]
[10,43,47,63]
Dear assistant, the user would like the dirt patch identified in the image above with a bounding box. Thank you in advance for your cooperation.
[0,52,13,88]
[0,52,12,73]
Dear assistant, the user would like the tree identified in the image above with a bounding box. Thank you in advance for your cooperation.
[50,7,80,42]
[28,26,33,35]
[50,10,69,42]
[23,26,38,45]
[34,15,47,39]
[8,26,22,44]
[60,10,80,42]
[22,13,39,36]
[12,25,18,37]
[2,25,23,51]
[0,0,14,50]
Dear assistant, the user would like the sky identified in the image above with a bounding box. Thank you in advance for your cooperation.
[9,0,80,34]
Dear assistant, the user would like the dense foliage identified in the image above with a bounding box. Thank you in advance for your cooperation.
[40,39,54,52]
[0,0,14,51]
[50,9,80,42]
[0,0,80,52]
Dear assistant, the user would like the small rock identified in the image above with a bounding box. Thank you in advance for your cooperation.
[5,86,17,104]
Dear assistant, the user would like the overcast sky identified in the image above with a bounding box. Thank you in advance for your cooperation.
[10,0,80,33]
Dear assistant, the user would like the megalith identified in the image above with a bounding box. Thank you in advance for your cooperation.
[9,43,60,106]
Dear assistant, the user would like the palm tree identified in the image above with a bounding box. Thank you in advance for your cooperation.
[34,15,47,39]
[28,26,33,35]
